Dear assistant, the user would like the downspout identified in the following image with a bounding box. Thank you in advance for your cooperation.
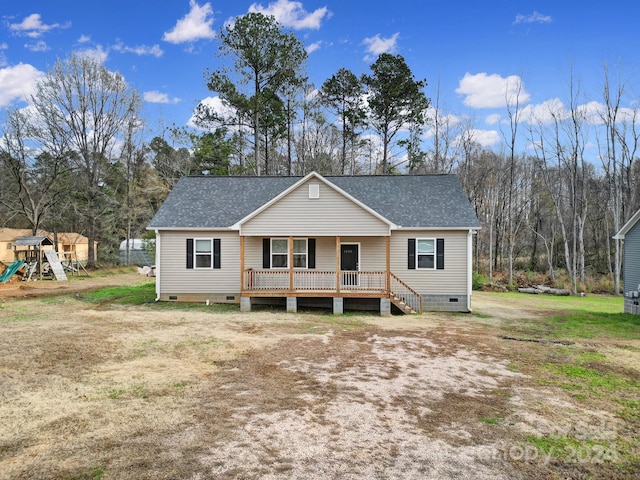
[467,229,473,312]
[154,230,160,302]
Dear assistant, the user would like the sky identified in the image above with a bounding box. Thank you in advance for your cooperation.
[1,0,639,150]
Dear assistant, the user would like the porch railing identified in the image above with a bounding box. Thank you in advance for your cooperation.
[390,272,423,313]
[244,269,387,292]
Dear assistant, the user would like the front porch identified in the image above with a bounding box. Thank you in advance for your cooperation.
[240,268,422,315]
[239,235,422,315]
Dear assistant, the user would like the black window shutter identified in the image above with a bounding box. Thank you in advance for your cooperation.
[436,238,445,270]
[408,238,416,270]
[262,238,270,268]
[213,239,221,269]
[186,238,194,269]
[308,238,316,269]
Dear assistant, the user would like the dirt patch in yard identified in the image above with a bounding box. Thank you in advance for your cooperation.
[0,271,148,300]
[188,329,525,480]
[0,287,637,479]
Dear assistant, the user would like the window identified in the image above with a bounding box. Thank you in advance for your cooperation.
[293,239,308,268]
[269,238,308,268]
[6,243,11,250]
[195,239,212,268]
[408,238,444,270]
[417,239,435,269]
[186,238,220,269]
[271,239,288,268]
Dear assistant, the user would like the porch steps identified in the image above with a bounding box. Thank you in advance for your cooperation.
[391,295,417,315]
[389,273,422,314]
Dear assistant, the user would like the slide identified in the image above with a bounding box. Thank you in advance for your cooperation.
[0,259,26,283]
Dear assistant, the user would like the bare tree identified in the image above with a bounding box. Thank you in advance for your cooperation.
[598,63,626,293]
[500,77,525,284]
[424,80,457,173]
[30,54,142,267]
[0,107,72,235]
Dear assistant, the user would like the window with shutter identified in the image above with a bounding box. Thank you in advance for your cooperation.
[409,238,445,270]
[187,238,220,269]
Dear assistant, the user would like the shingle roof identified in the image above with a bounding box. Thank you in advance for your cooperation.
[0,228,90,243]
[148,173,480,230]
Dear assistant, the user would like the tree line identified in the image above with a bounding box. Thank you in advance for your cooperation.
[1,12,638,295]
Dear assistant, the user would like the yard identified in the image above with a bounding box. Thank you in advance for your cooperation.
[0,276,638,479]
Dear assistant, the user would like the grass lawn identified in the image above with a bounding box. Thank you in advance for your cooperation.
[0,285,638,479]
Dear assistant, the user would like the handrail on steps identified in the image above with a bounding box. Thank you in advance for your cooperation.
[389,272,423,313]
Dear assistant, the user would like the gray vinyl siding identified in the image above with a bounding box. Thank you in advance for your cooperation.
[158,230,240,294]
[158,229,468,297]
[241,178,390,237]
[390,230,469,295]
[243,236,264,270]
[341,236,387,270]
[624,222,640,295]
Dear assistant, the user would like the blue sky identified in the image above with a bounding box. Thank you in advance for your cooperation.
[1,0,639,150]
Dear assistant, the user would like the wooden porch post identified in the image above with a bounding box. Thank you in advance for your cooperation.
[288,236,294,292]
[335,236,341,293]
[240,235,245,292]
[386,236,391,293]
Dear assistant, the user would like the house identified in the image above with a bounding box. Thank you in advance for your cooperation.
[56,232,97,264]
[0,228,96,264]
[147,172,481,315]
[614,209,640,313]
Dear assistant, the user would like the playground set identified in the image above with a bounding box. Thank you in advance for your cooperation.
[0,235,88,283]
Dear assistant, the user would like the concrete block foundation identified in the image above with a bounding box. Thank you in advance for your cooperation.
[333,297,344,315]
[240,297,251,312]
[380,297,391,316]
[286,297,297,313]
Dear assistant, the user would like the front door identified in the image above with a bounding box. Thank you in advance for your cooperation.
[340,244,359,287]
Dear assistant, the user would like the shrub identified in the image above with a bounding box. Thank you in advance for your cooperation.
[472,271,489,290]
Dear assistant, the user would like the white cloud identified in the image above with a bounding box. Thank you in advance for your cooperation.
[461,129,501,147]
[0,63,45,108]
[485,113,502,125]
[188,96,237,128]
[9,13,70,38]
[514,11,552,25]
[143,90,180,104]
[362,33,399,61]
[76,45,108,64]
[0,43,8,50]
[248,0,331,30]
[520,98,638,127]
[423,107,461,138]
[306,41,322,54]
[456,72,531,108]
[113,42,164,58]
[576,101,637,125]
[520,98,567,124]
[78,34,91,44]
[163,0,216,44]
[25,40,50,52]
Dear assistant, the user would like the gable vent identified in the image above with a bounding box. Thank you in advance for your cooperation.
[309,183,320,199]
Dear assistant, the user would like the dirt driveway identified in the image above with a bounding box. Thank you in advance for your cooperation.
[0,286,634,479]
